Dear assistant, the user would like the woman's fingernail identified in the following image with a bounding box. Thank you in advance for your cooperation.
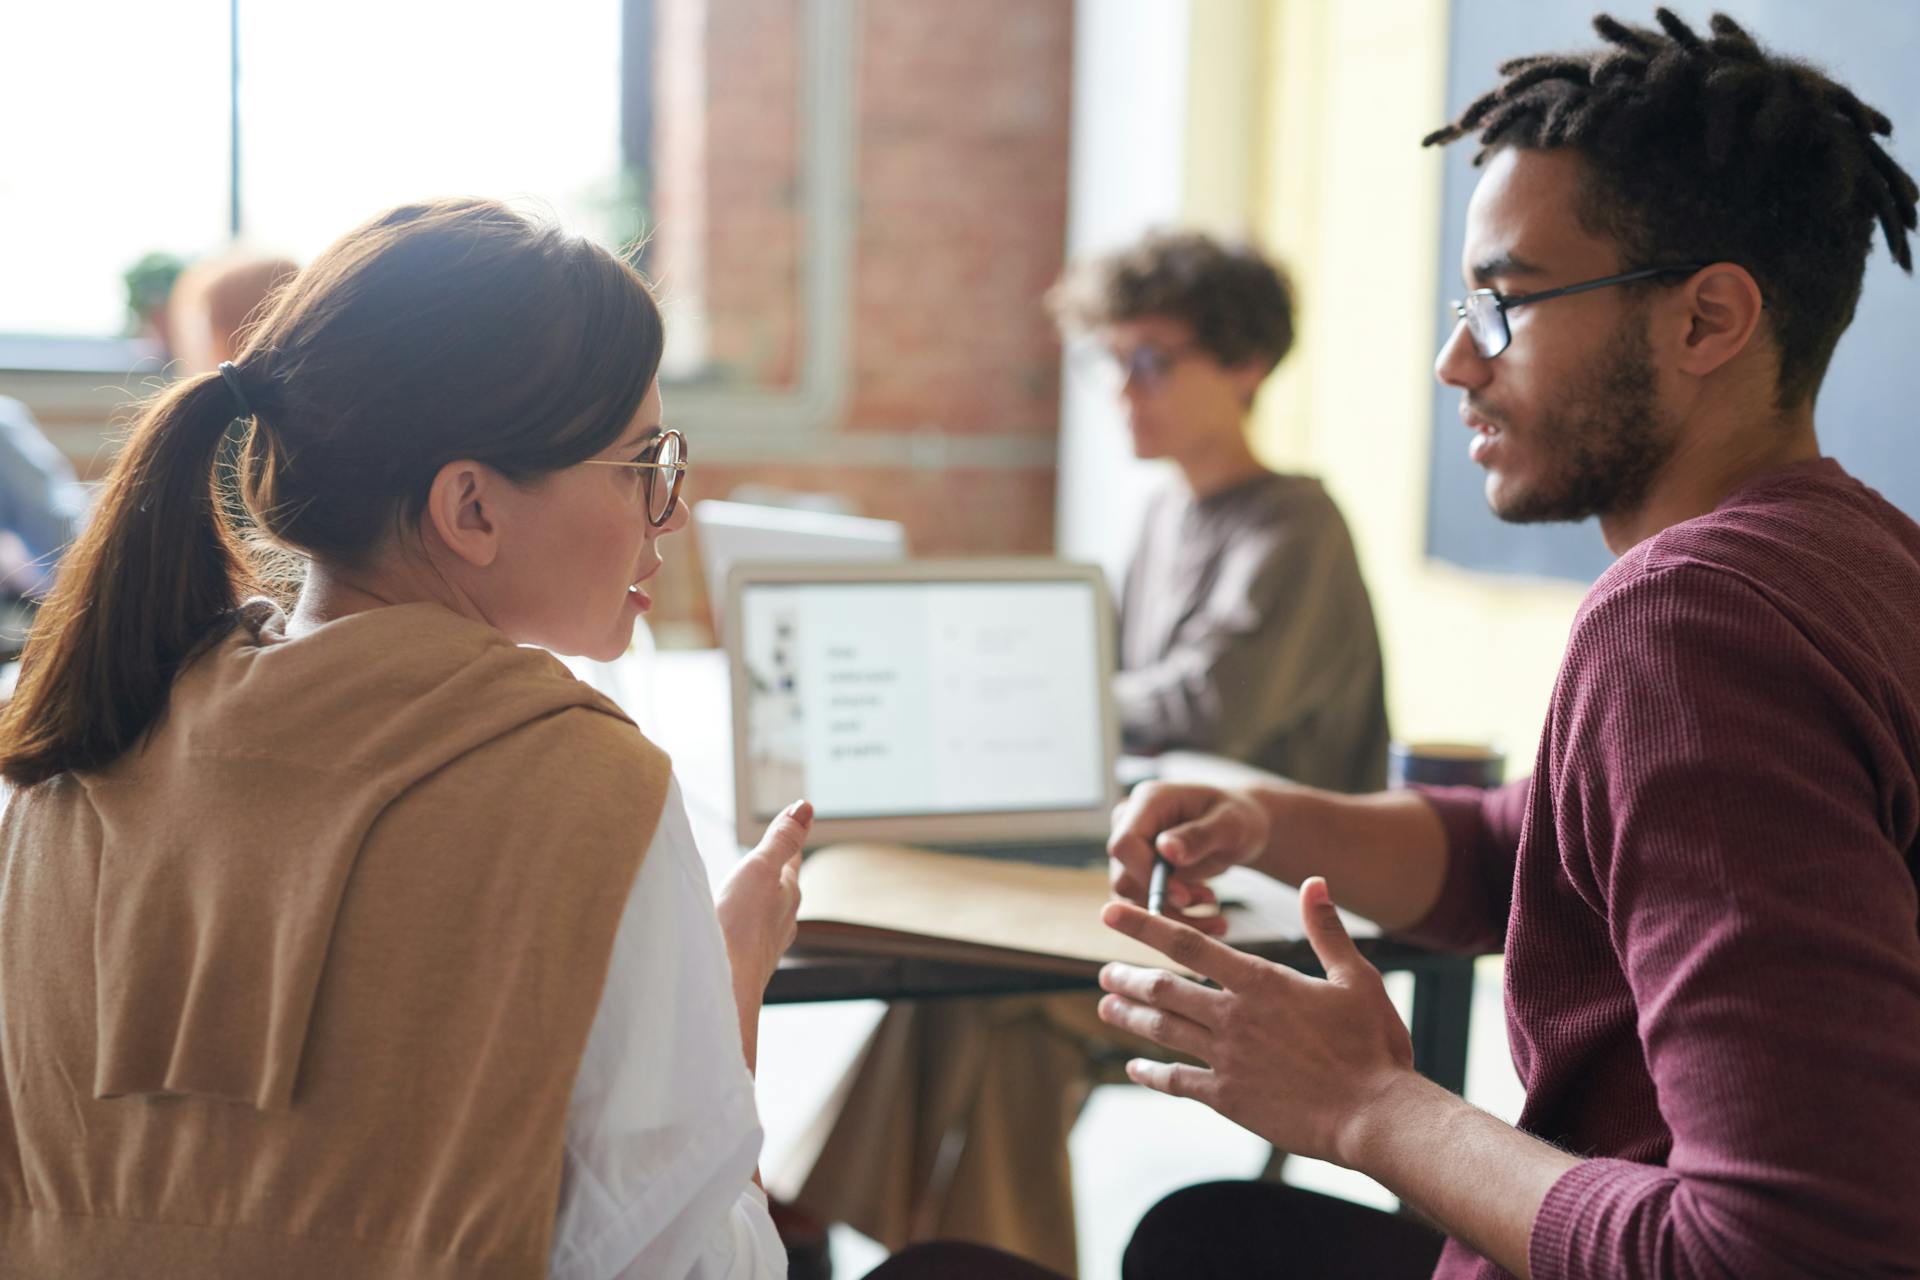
[785,799,813,821]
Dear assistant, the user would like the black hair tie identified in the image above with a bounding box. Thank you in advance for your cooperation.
[218,361,255,420]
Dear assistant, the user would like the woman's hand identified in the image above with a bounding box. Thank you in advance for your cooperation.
[716,800,812,997]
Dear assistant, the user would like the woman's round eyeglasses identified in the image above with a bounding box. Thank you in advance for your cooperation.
[582,428,688,527]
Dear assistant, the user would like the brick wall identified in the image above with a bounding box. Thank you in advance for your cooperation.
[648,0,1073,640]
[16,1,1076,640]
[705,1,802,388]
[846,1,1072,439]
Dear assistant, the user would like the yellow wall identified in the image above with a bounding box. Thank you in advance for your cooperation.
[1184,0,1588,769]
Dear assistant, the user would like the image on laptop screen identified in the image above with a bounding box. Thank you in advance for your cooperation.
[738,577,1108,823]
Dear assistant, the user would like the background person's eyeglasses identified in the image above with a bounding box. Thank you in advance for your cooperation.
[582,428,688,527]
[1449,264,1704,359]
[1069,340,1201,394]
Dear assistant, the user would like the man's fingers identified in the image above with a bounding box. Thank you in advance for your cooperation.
[1111,860,1216,898]
[1102,901,1263,988]
[1167,901,1230,937]
[1110,783,1218,860]
[1163,881,1229,933]
[1173,880,1219,911]
[1124,1058,1218,1103]
[1098,993,1214,1059]
[1106,867,1228,934]
[1156,876,1215,910]
[1099,962,1225,1028]
[1114,865,1208,909]
[1299,876,1369,986]
[1106,821,1161,898]
[1153,805,1248,870]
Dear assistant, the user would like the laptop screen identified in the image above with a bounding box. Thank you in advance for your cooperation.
[737,577,1108,823]
[693,499,907,636]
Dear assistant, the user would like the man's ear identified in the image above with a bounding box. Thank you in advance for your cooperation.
[1671,263,1766,380]
[423,460,501,568]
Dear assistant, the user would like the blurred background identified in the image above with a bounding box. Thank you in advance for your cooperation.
[5,0,1918,769]
[9,2,1916,1274]
[0,0,1512,770]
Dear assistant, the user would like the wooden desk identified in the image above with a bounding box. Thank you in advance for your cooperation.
[576,646,1477,1095]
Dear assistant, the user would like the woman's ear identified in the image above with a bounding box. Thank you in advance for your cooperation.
[423,460,501,568]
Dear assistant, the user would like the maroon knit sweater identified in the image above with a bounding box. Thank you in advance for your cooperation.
[1405,458,1920,1280]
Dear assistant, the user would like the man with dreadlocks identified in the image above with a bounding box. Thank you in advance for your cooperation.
[1073,9,1920,1280]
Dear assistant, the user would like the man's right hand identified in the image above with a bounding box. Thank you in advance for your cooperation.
[1108,781,1270,937]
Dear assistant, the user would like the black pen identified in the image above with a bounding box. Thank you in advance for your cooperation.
[1147,852,1172,916]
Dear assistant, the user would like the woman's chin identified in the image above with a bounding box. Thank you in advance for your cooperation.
[587,622,637,664]
[556,613,638,665]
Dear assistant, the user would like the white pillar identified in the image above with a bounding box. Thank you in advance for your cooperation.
[1053,0,1192,584]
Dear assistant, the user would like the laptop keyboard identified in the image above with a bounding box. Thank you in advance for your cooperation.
[924,840,1109,868]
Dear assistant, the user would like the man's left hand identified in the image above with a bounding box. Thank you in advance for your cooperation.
[1096,876,1417,1167]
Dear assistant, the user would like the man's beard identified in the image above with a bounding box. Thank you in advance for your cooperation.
[1491,315,1675,525]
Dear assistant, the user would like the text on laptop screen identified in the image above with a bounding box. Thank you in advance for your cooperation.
[739,580,1106,821]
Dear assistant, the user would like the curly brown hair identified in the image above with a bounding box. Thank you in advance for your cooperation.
[1046,230,1295,373]
[1423,7,1917,409]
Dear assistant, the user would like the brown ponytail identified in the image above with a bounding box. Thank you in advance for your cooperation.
[0,374,258,785]
[0,197,663,787]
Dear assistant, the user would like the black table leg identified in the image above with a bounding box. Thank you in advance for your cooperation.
[1409,955,1475,1096]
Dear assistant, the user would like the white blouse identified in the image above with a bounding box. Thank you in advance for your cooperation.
[548,776,787,1280]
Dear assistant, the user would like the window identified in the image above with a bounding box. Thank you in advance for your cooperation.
[236,0,632,287]
[0,0,850,423]
[0,1,231,340]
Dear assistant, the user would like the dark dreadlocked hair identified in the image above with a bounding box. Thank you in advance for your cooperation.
[1423,7,1917,408]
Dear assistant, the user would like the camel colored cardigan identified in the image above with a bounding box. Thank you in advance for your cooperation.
[0,601,671,1278]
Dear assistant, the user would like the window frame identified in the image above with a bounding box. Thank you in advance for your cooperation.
[0,0,857,450]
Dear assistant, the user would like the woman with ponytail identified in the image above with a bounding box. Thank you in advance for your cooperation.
[0,198,806,1279]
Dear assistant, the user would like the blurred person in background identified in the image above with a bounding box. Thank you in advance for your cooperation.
[0,251,292,667]
[0,398,87,604]
[772,232,1390,1278]
[1060,230,1389,793]
[167,247,301,375]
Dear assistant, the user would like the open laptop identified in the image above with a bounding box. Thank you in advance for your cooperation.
[694,499,907,637]
[726,559,1119,864]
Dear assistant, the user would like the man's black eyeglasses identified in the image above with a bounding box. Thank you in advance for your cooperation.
[1450,264,1704,359]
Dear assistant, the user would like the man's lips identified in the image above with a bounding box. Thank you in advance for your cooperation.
[1461,405,1503,464]
[1460,404,1502,435]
